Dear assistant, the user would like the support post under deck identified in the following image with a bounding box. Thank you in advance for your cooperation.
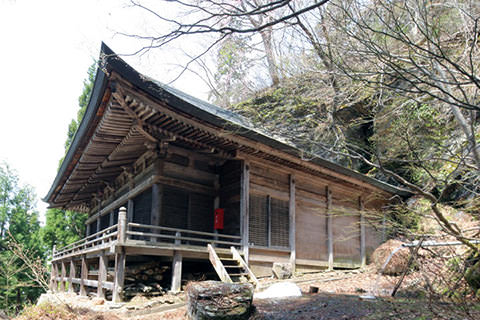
[171,251,183,293]
[326,187,333,271]
[68,260,75,293]
[97,251,107,299]
[60,261,66,292]
[113,207,127,303]
[80,255,88,296]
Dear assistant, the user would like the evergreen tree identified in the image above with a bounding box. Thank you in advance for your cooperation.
[0,163,43,315]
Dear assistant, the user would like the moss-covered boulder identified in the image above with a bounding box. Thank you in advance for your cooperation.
[186,281,254,320]
[465,253,480,292]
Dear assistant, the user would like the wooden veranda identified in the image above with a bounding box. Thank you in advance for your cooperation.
[50,207,242,302]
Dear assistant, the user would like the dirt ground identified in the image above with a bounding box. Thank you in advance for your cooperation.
[21,266,478,320]
[131,267,439,320]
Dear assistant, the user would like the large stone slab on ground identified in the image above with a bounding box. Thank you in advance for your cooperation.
[186,281,254,320]
[272,262,293,279]
[254,282,302,299]
[372,239,409,275]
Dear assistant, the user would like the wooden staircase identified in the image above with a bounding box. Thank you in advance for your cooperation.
[208,244,258,287]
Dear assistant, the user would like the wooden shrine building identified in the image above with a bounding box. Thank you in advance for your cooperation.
[45,43,409,302]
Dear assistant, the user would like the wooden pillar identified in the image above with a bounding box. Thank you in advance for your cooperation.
[127,199,134,223]
[60,261,67,292]
[97,251,107,299]
[118,207,127,243]
[151,159,164,227]
[213,175,220,245]
[289,174,296,270]
[113,251,126,303]
[86,224,91,237]
[50,263,58,292]
[113,207,127,303]
[359,197,366,268]
[240,161,250,262]
[171,251,183,293]
[151,183,163,242]
[96,217,101,236]
[109,211,114,227]
[68,260,76,293]
[326,187,333,271]
[80,255,88,296]
[151,183,163,226]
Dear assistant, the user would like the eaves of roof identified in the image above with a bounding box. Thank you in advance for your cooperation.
[44,43,411,205]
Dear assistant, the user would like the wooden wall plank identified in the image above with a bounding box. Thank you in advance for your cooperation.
[289,175,296,268]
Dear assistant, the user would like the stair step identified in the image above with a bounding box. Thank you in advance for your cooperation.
[224,265,242,269]
[220,257,237,261]
[229,273,249,277]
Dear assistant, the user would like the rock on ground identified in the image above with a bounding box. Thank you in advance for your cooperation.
[254,282,302,299]
[186,281,253,320]
[272,262,292,279]
[0,310,8,320]
[371,239,409,275]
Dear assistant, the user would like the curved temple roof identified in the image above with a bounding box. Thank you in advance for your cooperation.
[44,43,410,211]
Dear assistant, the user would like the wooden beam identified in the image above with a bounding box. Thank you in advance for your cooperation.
[80,255,88,296]
[171,251,183,293]
[68,260,76,293]
[289,174,296,270]
[86,168,159,224]
[240,161,250,263]
[359,196,366,268]
[326,186,333,271]
[97,251,108,299]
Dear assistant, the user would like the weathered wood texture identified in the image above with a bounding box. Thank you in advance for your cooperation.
[208,244,232,283]
[295,184,328,263]
[332,204,361,267]
[171,251,183,292]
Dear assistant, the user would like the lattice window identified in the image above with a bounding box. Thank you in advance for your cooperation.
[189,193,214,232]
[249,194,268,246]
[270,198,289,247]
[133,188,152,224]
[162,186,189,229]
[249,194,289,248]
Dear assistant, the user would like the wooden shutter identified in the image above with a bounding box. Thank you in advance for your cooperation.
[270,197,289,248]
[189,192,214,232]
[249,194,268,246]
[162,186,188,229]
[133,188,152,224]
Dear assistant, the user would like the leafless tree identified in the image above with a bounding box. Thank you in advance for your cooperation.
[118,0,331,85]
[326,0,480,169]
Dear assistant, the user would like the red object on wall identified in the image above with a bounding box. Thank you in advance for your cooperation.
[214,208,224,230]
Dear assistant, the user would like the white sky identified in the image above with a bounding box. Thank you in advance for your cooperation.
[0,0,210,222]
